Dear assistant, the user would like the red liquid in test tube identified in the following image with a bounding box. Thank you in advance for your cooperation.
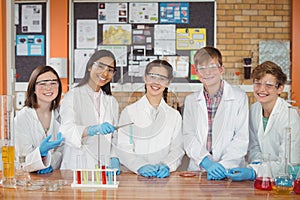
[102,165,106,184]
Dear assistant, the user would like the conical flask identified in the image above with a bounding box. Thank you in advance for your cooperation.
[254,154,274,191]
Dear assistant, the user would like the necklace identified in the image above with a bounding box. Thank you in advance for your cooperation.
[44,127,49,135]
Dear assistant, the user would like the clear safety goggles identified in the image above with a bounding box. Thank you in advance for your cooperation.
[196,63,221,72]
[93,62,116,76]
[145,73,170,86]
[36,79,59,90]
[253,80,279,90]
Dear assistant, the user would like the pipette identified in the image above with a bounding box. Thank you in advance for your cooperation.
[115,122,134,130]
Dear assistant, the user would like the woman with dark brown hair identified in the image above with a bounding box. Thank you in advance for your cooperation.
[59,49,120,173]
[15,65,64,174]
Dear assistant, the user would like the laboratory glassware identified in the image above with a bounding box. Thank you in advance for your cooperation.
[1,95,16,188]
[294,167,300,194]
[254,154,274,191]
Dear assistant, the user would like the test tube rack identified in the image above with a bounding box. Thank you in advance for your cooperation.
[71,168,119,188]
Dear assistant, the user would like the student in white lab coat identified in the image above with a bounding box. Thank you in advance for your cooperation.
[117,59,184,178]
[15,65,65,174]
[227,61,300,181]
[59,50,120,173]
[183,46,249,180]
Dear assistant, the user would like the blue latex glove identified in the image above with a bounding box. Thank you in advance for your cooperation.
[226,167,255,181]
[37,165,53,174]
[39,132,64,157]
[110,157,120,175]
[156,164,170,178]
[137,164,158,177]
[87,122,115,136]
[200,156,227,180]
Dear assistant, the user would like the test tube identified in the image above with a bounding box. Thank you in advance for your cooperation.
[101,156,107,184]
[95,164,100,184]
[76,155,82,184]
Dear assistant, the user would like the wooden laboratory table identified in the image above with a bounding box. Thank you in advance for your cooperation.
[0,170,299,199]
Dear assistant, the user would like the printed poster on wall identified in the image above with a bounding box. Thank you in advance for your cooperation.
[190,50,198,80]
[98,3,127,24]
[103,24,132,45]
[16,35,45,56]
[160,2,189,24]
[76,20,97,49]
[160,56,189,78]
[176,28,206,50]
[21,4,42,33]
[154,24,176,55]
[129,2,158,24]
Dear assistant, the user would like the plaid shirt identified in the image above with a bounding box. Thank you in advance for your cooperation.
[204,81,224,154]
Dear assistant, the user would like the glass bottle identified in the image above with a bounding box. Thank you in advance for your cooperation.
[15,155,31,187]
[254,154,274,191]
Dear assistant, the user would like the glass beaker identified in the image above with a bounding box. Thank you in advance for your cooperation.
[1,95,16,188]
[15,155,31,187]
[254,154,274,191]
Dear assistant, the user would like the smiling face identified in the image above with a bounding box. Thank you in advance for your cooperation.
[144,66,170,98]
[253,73,283,106]
[88,56,115,91]
[35,71,59,105]
[196,57,224,93]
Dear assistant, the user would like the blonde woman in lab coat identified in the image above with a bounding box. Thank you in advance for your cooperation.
[227,61,300,181]
[117,60,184,178]
[15,65,65,174]
[183,47,249,180]
[59,50,120,173]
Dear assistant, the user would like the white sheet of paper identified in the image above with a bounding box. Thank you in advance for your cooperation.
[77,20,97,49]
[21,4,42,33]
[74,49,95,79]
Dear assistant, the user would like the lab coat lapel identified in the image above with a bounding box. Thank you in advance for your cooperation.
[212,82,234,146]
[99,91,108,122]
[195,91,207,144]
[261,98,281,136]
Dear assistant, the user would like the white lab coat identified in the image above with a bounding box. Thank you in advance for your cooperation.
[59,84,119,169]
[116,95,184,174]
[15,107,63,172]
[183,81,249,171]
[248,97,300,177]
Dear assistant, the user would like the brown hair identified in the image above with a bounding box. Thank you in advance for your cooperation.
[252,61,287,87]
[76,49,116,95]
[144,59,173,102]
[194,46,223,68]
[25,65,62,110]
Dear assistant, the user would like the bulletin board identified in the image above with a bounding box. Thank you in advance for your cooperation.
[15,2,47,82]
[71,1,215,84]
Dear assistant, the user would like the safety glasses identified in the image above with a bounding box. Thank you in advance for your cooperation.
[145,73,170,87]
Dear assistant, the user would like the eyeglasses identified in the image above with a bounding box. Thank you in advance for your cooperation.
[36,79,59,90]
[196,63,220,72]
[253,80,279,90]
[93,62,116,75]
[145,73,170,86]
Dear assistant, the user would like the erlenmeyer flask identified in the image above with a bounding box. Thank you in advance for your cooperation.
[294,167,300,194]
[272,157,294,194]
[254,154,274,191]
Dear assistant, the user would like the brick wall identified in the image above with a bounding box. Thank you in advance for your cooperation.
[113,0,291,112]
